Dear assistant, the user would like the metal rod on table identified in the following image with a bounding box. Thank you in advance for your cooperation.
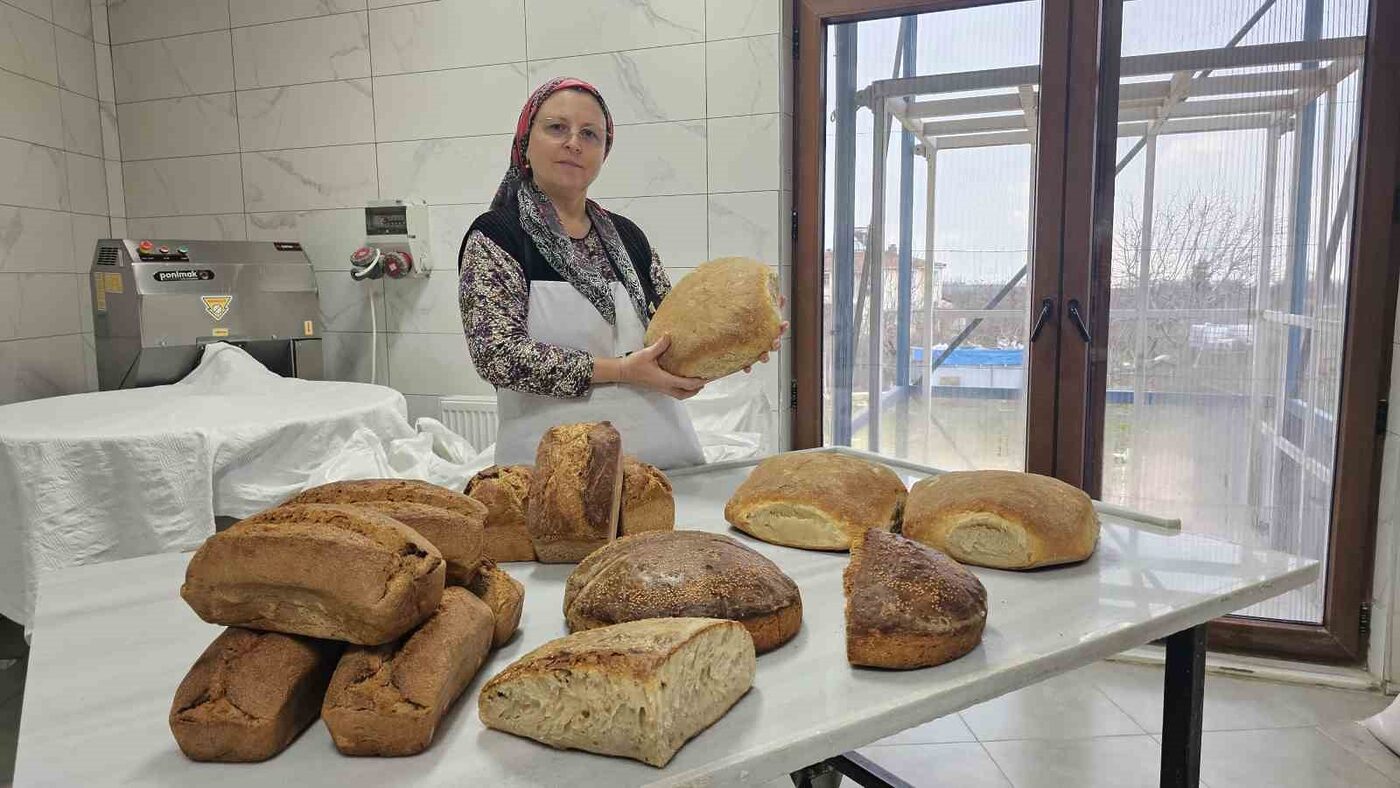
[1161,624,1207,788]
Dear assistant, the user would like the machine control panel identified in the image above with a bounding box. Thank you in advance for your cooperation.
[136,240,190,262]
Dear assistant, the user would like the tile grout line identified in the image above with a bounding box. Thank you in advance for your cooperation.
[224,0,248,242]
[364,3,386,381]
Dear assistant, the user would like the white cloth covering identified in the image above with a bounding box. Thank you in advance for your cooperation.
[0,343,471,629]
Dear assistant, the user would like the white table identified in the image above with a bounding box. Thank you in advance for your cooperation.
[0,371,407,629]
[13,449,1317,787]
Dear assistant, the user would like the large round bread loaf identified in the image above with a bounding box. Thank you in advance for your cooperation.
[903,470,1099,569]
[643,257,782,380]
[563,530,801,653]
[844,528,987,669]
[724,452,907,551]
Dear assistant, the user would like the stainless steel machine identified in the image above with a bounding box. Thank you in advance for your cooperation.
[90,238,323,390]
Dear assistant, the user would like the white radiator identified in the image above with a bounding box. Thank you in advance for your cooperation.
[439,395,498,450]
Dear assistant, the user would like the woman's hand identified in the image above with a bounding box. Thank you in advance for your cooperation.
[743,296,789,374]
[594,335,706,400]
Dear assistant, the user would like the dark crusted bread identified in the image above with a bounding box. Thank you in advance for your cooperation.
[466,560,524,647]
[643,257,783,380]
[619,456,675,536]
[287,478,487,521]
[181,504,445,645]
[349,500,484,586]
[903,470,1099,569]
[322,587,494,756]
[527,422,623,563]
[169,628,343,762]
[464,465,536,562]
[725,452,907,551]
[844,528,988,669]
[563,530,801,653]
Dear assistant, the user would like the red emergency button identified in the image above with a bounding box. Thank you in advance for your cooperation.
[138,240,154,251]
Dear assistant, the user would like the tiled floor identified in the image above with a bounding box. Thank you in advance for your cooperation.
[0,657,1395,787]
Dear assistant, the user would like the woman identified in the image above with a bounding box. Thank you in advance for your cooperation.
[459,78,782,469]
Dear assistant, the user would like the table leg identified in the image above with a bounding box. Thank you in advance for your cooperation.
[790,752,914,788]
[1160,624,1207,788]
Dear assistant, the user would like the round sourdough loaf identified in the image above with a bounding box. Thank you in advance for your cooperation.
[619,456,674,536]
[563,530,802,653]
[724,452,907,551]
[903,470,1099,569]
[844,528,987,669]
[643,257,782,380]
[465,465,536,562]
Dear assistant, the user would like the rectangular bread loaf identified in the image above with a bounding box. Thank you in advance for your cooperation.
[322,587,495,756]
[169,628,342,762]
[180,504,445,645]
[619,456,675,536]
[527,422,623,563]
[478,618,755,768]
[465,560,524,647]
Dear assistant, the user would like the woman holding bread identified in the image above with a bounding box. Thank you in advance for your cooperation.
[459,78,783,469]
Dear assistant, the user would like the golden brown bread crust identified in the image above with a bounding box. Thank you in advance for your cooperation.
[466,560,524,647]
[181,504,445,645]
[322,588,494,756]
[349,500,485,586]
[724,452,907,550]
[169,628,343,762]
[287,478,487,520]
[528,422,623,563]
[563,530,801,653]
[619,456,674,536]
[903,470,1100,569]
[465,465,536,562]
[643,257,783,380]
[843,528,987,669]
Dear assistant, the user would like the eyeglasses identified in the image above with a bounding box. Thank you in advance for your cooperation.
[537,118,606,149]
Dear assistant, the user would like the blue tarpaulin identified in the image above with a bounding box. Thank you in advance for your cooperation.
[912,347,1025,367]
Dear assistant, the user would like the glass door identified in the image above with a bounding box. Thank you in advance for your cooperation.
[818,0,1067,474]
[1080,0,1394,658]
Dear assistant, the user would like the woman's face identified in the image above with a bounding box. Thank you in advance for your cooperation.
[526,90,608,199]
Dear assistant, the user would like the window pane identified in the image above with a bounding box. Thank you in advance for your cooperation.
[1104,0,1369,623]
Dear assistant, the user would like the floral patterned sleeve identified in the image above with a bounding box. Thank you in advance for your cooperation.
[458,230,594,398]
[649,247,672,300]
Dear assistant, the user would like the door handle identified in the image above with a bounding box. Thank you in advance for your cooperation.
[1029,297,1054,342]
[1067,298,1092,343]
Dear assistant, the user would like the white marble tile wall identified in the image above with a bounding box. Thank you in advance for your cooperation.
[102,0,793,447]
[0,0,121,405]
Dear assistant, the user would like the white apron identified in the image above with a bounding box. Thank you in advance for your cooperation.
[494,281,706,470]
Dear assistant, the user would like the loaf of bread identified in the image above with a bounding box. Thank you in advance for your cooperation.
[903,470,1099,569]
[466,560,524,647]
[724,452,907,551]
[619,456,674,536]
[349,500,484,586]
[479,618,755,767]
[181,504,445,645]
[564,531,801,653]
[169,628,343,762]
[464,465,536,562]
[643,257,783,380]
[527,422,623,563]
[844,528,987,669]
[322,587,494,756]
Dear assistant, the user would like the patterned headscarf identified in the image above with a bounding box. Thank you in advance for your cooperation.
[491,77,650,327]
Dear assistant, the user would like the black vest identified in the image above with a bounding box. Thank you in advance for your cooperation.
[459,205,661,315]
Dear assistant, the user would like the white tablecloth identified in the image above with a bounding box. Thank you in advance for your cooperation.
[0,344,410,628]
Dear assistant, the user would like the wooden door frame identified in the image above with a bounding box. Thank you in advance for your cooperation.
[791,0,1083,479]
[1074,0,1400,663]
